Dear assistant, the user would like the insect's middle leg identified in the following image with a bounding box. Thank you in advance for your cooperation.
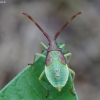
[28,53,46,65]
[69,68,75,95]
[59,44,72,65]
[39,70,49,98]
[64,53,72,65]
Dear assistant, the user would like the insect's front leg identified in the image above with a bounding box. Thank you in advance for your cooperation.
[69,68,75,95]
[39,70,49,98]
[28,53,46,65]
[59,43,66,49]
[40,42,47,53]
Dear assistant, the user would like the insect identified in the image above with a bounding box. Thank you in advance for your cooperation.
[21,11,83,97]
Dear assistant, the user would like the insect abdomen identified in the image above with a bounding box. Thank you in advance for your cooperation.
[45,60,69,91]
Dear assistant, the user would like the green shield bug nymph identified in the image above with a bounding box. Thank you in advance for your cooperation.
[21,11,83,97]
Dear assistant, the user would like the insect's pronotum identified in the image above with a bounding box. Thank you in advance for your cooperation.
[22,11,83,97]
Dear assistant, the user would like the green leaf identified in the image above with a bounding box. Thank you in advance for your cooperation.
[0,48,78,100]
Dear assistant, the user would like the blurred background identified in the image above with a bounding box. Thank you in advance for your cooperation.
[0,0,100,100]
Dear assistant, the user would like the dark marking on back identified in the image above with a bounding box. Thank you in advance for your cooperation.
[55,75,60,78]
[46,52,52,66]
[59,52,66,64]
[55,69,60,72]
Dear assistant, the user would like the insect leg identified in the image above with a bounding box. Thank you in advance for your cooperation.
[39,70,49,98]
[40,42,48,49]
[59,44,65,48]
[69,68,75,95]
[64,53,72,65]
[28,53,46,65]
[40,42,47,53]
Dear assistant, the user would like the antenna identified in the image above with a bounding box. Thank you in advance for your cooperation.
[54,11,83,40]
[21,11,51,42]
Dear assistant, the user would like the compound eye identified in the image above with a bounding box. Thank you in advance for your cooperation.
[46,53,52,66]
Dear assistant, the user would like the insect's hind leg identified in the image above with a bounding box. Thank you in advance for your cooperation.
[69,68,75,95]
[28,53,46,65]
[40,42,47,53]
[39,70,49,98]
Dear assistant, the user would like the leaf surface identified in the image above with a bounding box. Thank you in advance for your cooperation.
[0,47,78,100]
